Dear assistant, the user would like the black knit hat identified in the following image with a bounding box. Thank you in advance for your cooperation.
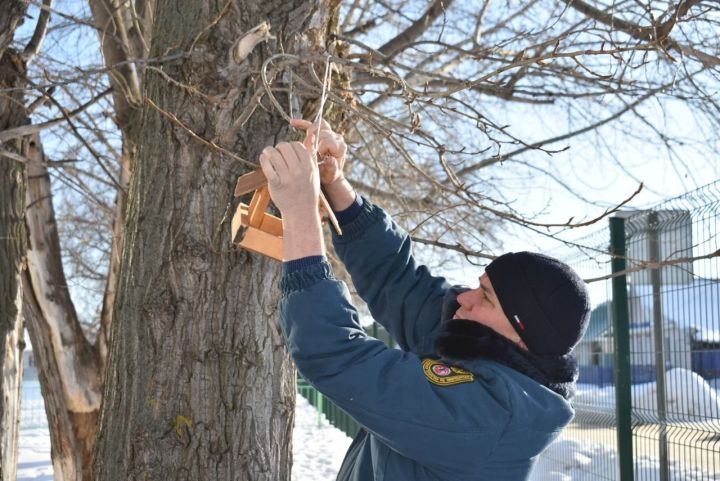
[485,252,590,356]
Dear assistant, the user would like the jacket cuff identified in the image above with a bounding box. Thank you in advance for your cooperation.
[333,194,363,226]
[281,259,335,294]
[332,196,382,243]
[283,255,326,275]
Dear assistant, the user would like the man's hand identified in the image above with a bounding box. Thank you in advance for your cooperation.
[259,141,325,260]
[290,118,356,212]
[259,141,320,219]
[290,118,347,187]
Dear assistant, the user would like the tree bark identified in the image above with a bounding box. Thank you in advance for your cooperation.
[93,1,339,479]
[0,48,28,481]
[23,133,102,481]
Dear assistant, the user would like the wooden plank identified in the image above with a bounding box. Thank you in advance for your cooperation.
[238,226,283,260]
[259,212,283,237]
[231,202,283,260]
[247,186,270,228]
[234,170,342,235]
[234,169,267,196]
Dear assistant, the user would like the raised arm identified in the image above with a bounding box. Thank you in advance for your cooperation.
[290,119,450,355]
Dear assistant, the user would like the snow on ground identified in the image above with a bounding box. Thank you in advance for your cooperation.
[17,381,53,481]
[532,438,717,481]
[574,368,720,424]
[17,426,53,481]
[15,383,352,481]
[17,378,720,481]
[292,395,352,480]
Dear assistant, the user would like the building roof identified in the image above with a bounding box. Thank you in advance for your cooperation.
[585,278,720,343]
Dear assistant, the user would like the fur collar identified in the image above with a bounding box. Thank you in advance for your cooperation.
[434,319,578,400]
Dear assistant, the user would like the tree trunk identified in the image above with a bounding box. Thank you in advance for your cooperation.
[0,48,27,481]
[93,1,339,479]
[23,133,102,481]
[19,1,150,478]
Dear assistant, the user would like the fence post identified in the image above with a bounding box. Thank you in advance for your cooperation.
[317,391,324,428]
[610,217,634,481]
[648,211,669,481]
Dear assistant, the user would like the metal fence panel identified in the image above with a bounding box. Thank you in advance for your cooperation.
[559,180,720,481]
[547,225,621,481]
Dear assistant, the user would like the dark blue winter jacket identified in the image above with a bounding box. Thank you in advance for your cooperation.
[279,198,574,481]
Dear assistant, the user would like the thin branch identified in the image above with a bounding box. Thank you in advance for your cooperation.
[584,249,720,283]
[0,148,30,163]
[455,87,663,177]
[144,96,256,169]
[561,0,718,67]
[411,236,496,260]
[0,88,112,143]
[22,0,53,62]
[377,0,455,60]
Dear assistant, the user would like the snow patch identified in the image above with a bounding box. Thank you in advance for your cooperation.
[576,368,720,424]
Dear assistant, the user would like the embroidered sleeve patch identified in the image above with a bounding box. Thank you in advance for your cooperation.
[422,359,475,386]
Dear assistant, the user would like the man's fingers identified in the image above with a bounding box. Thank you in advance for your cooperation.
[290,117,332,134]
[276,142,301,172]
[259,153,279,184]
[303,132,316,156]
[290,118,313,130]
[290,142,312,167]
[317,134,343,158]
[263,146,289,177]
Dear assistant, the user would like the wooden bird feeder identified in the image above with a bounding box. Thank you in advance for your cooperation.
[231,169,341,261]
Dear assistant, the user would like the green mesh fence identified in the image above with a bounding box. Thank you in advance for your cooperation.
[551,180,720,480]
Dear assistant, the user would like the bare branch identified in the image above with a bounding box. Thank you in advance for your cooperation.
[22,0,53,62]
[87,0,146,130]
[584,249,720,284]
[561,0,718,67]
[144,96,256,169]
[0,88,112,143]
[411,236,496,260]
[377,0,455,60]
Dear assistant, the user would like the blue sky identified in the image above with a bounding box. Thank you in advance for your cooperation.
[13,0,720,319]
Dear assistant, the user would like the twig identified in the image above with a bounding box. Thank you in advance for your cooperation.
[144,96,256,169]
[584,250,720,283]
[22,0,53,62]
[0,88,112,143]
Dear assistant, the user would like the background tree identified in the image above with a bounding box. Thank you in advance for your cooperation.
[0,1,46,478]
[6,1,152,479]
[0,39,27,481]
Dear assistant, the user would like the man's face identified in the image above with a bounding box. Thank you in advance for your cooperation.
[454,273,527,349]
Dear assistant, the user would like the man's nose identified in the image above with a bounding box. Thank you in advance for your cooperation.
[456,291,471,308]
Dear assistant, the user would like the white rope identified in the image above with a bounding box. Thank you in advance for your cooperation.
[261,53,332,160]
[288,69,294,120]
[313,54,332,163]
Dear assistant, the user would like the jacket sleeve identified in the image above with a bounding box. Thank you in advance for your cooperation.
[280,261,509,478]
[332,198,450,355]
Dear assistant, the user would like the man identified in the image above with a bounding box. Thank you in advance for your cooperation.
[258,119,590,481]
